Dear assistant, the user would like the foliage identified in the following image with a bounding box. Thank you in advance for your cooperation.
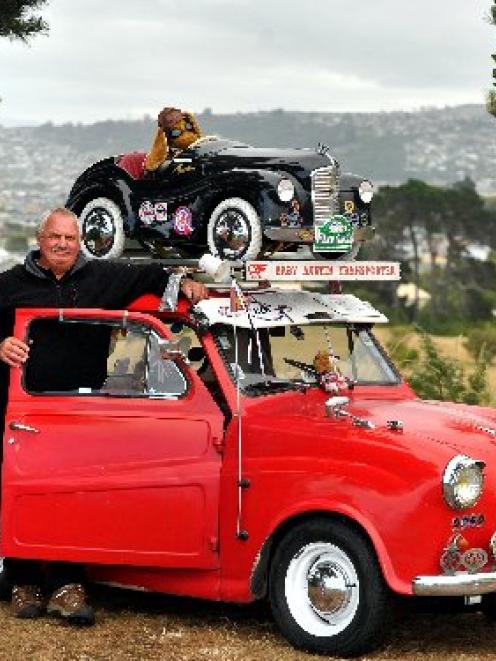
[385,326,418,372]
[366,178,496,329]
[489,1,496,118]
[0,0,48,42]
[409,330,488,405]
[465,324,496,363]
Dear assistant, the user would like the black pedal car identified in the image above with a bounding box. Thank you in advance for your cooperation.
[66,137,374,261]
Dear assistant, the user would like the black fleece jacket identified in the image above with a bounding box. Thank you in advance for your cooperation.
[0,251,171,406]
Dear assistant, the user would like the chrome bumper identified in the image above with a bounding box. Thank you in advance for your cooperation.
[413,571,496,596]
[264,227,314,243]
[263,226,375,243]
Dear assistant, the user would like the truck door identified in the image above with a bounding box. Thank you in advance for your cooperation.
[1,309,224,570]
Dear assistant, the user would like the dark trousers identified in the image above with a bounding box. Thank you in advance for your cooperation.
[4,559,86,593]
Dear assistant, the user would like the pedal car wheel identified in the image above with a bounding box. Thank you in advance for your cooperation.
[78,197,125,260]
[269,518,390,657]
[207,198,262,261]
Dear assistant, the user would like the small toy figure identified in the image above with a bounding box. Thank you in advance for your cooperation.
[313,349,348,394]
[144,107,203,172]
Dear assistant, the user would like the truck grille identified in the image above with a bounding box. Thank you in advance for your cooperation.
[311,165,340,224]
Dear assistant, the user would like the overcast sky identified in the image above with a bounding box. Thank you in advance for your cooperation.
[0,0,493,126]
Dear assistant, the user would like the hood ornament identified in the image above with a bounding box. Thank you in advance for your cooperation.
[325,397,376,429]
[387,420,404,432]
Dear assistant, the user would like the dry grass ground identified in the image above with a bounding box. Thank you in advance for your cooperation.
[0,588,496,660]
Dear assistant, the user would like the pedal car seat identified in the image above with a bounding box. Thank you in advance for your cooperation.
[117,152,147,180]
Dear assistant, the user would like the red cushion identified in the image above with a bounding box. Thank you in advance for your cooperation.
[117,152,147,179]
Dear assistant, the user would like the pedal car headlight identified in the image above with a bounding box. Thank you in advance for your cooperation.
[358,180,374,204]
[443,455,485,510]
[277,178,294,202]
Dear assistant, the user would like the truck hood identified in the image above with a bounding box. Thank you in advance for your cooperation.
[249,392,496,465]
[326,396,496,461]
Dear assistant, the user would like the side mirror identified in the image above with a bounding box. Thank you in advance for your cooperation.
[158,337,192,361]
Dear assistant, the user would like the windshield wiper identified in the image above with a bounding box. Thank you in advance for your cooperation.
[243,379,308,394]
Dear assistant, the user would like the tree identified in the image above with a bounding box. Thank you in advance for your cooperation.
[0,0,49,43]
[409,330,488,405]
[488,0,496,117]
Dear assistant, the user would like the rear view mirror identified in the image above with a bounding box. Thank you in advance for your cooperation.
[158,337,192,361]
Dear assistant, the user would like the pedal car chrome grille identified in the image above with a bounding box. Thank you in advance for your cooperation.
[311,165,340,224]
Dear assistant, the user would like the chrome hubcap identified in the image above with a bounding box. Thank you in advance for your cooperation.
[213,209,250,258]
[285,542,359,636]
[82,208,115,257]
[307,559,353,621]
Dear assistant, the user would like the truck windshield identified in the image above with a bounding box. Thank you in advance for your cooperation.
[212,323,400,395]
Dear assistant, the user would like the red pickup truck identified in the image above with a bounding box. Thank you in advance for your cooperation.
[2,288,496,657]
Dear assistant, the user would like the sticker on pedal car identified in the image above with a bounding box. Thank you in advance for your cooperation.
[154,202,168,221]
[138,201,156,225]
[313,215,353,252]
[172,206,194,236]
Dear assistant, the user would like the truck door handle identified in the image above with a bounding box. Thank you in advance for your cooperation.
[9,422,40,433]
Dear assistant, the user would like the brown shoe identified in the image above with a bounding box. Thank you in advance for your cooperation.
[11,584,44,619]
[47,583,95,626]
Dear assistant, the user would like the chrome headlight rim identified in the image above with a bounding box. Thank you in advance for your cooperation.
[442,454,485,511]
[277,178,295,203]
[358,180,374,204]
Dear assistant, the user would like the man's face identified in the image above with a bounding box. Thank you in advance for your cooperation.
[37,213,81,274]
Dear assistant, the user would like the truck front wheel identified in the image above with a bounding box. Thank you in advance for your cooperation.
[269,518,391,657]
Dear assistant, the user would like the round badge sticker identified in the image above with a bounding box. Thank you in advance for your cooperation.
[173,206,193,236]
[139,201,155,225]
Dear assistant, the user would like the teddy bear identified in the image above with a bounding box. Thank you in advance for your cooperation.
[144,107,203,172]
[313,349,348,393]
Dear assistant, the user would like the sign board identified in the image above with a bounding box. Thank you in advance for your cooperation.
[245,261,401,282]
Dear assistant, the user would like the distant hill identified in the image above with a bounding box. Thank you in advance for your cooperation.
[1,105,496,229]
[26,104,496,189]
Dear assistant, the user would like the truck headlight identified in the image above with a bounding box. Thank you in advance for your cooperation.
[443,455,485,510]
[277,178,294,202]
[358,180,374,204]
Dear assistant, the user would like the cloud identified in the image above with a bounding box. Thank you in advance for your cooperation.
[0,0,492,124]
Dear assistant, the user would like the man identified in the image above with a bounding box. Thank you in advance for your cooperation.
[0,207,208,625]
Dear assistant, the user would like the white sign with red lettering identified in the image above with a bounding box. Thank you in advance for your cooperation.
[245,261,401,281]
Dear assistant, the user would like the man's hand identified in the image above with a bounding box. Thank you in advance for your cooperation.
[0,337,30,367]
[180,278,209,305]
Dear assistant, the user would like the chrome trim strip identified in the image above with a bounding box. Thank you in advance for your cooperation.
[413,571,496,596]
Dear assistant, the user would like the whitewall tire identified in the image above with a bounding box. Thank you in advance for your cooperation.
[207,197,263,261]
[78,197,125,260]
[270,518,391,657]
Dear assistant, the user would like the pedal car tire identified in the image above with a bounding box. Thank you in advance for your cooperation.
[207,198,262,261]
[78,197,126,260]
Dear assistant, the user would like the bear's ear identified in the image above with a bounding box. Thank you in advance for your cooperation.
[184,112,203,137]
